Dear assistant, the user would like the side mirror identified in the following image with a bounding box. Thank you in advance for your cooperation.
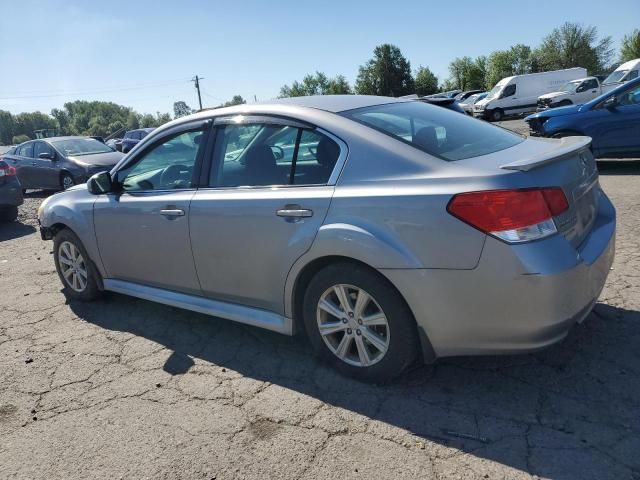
[38,152,55,160]
[87,171,113,195]
[603,96,618,110]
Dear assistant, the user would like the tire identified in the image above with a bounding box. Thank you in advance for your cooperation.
[53,229,102,301]
[60,172,75,190]
[302,262,419,382]
[0,206,18,222]
[489,109,504,122]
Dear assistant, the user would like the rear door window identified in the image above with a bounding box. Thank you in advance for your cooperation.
[17,142,34,158]
[341,101,524,161]
[209,123,340,187]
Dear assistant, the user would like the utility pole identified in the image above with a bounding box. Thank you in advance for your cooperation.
[191,75,204,110]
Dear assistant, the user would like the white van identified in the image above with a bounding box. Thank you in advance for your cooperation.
[601,58,640,93]
[473,67,587,121]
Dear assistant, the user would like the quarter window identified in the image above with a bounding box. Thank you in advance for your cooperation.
[118,130,203,191]
[209,123,340,187]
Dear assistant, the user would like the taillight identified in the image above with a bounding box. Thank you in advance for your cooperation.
[0,164,16,177]
[447,188,569,243]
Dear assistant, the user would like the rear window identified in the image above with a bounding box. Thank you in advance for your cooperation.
[340,101,524,161]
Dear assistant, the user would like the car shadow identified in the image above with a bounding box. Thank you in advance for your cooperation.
[597,159,640,175]
[68,295,640,479]
[0,221,36,242]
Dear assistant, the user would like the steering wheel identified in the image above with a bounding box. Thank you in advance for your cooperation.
[160,164,190,188]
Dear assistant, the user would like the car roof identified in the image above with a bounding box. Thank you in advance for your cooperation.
[263,95,408,113]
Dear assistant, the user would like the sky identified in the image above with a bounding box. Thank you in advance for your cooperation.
[1,0,639,116]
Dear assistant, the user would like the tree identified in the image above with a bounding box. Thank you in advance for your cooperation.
[533,22,613,73]
[446,56,486,90]
[414,66,438,96]
[485,44,535,89]
[0,110,15,145]
[222,95,247,107]
[12,134,30,145]
[173,101,192,118]
[280,72,352,97]
[355,44,415,96]
[620,29,640,63]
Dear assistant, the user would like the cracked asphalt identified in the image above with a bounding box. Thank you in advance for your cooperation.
[1,124,639,479]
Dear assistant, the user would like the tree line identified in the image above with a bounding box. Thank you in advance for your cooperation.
[280,23,640,98]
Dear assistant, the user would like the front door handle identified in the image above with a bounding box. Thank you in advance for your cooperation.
[32,162,37,166]
[276,208,313,218]
[160,209,185,217]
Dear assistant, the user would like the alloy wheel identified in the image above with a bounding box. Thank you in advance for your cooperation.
[58,241,88,292]
[316,284,390,367]
[62,175,74,190]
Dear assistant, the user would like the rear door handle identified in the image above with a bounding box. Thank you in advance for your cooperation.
[276,208,313,218]
[160,209,185,217]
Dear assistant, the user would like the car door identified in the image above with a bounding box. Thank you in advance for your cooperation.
[32,141,61,189]
[576,79,598,103]
[189,116,345,314]
[93,121,209,294]
[12,142,36,188]
[590,83,640,157]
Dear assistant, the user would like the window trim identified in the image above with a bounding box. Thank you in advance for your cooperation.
[112,120,211,194]
[200,117,348,191]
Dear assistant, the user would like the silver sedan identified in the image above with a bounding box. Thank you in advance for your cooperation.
[38,95,615,381]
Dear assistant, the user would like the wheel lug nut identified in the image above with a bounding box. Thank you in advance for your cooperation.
[342,318,348,324]
[357,319,363,325]
[347,328,353,335]
[348,312,354,318]
[356,329,361,336]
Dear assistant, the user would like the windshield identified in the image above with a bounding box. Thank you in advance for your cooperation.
[604,70,629,84]
[560,80,581,93]
[52,138,114,156]
[340,101,524,162]
[486,84,503,99]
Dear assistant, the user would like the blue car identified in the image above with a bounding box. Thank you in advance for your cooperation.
[525,77,640,158]
[120,128,155,154]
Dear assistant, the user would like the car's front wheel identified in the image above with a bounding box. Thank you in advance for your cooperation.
[53,229,101,301]
[61,172,75,190]
[303,262,419,382]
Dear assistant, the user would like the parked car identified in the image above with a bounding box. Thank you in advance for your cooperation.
[537,77,602,110]
[420,96,466,114]
[453,89,484,102]
[121,128,155,153]
[105,127,127,152]
[0,159,23,222]
[38,95,615,381]
[474,67,587,121]
[526,77,640,158]
[3,137,124,191]
[400,95,466,113]
[459,92,487,115]
[601,58,640,93]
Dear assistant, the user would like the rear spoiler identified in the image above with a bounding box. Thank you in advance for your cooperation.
[500,136,592,172]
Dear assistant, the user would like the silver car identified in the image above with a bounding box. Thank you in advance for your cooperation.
[38,96,616,381]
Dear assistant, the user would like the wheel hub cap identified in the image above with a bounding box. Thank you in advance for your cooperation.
[316,284,390,368]
[58,241,88,293]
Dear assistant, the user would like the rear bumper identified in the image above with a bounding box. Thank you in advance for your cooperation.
[382,192,616,359]
[0,183,24,207]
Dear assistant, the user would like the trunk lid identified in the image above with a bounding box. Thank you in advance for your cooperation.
[460,136,599,248]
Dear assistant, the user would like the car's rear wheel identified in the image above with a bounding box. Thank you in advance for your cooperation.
[53,229,101,301]
[0,206,18,222]
[303,262,419,382]
[61,172,75,190]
